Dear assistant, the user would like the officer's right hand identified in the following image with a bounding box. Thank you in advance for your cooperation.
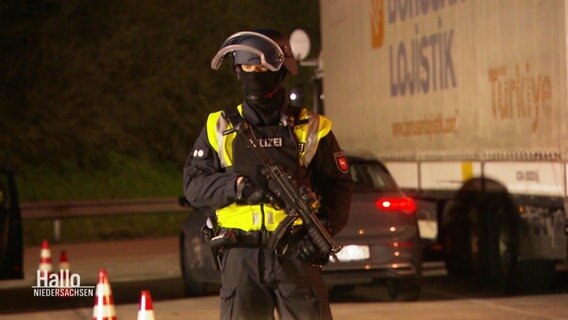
[235,176,266,205]
[296,233,330,265]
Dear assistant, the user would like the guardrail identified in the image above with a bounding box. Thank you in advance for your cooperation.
[20,197,190,241]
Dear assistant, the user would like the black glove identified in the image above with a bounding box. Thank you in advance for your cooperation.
[235,177,266,205]
[296,232,330,265]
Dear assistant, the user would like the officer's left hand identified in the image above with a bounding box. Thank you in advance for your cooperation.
[235,177,264,204]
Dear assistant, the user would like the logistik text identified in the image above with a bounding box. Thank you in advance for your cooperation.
[387,0,465,97]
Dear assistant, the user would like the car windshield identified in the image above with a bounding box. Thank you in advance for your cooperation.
[349,161,398,192]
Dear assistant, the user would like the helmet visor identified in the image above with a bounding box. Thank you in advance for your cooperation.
[211,31,285,72]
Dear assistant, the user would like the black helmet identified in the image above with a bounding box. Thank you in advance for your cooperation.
[211,29,298,75]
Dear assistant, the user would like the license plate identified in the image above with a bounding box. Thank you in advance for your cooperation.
[418,220,438,240]
[333,245,370,262]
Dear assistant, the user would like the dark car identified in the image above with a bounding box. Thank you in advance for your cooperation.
[0,168,24,280]
[179,152,422,301]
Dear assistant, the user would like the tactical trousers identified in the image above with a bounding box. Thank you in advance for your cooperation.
[219,247,332,320]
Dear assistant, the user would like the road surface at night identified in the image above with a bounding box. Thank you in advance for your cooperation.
[0,237,567,319]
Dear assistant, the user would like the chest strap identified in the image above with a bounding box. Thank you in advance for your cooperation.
[222,106,244,131]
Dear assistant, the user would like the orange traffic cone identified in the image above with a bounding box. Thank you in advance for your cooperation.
[137,290,155,320]
[37,239,53,275]
[58,250,70,271]
[58,250,71,287]
[93,268,116,320]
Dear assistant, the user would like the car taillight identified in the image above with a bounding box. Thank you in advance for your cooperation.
[375,197,416,214]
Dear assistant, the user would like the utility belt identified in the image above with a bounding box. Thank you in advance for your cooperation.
[202,219,307,271]
[203,226,273,250]
[205,226,304,251]
[219,228,274,248]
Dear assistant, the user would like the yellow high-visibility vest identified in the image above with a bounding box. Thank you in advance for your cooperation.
[205,104,332,232]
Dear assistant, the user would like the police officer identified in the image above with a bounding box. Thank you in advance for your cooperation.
[183,29,353,320]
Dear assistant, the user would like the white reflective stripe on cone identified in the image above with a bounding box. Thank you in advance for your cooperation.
[92,304,116,319]
[96,283,112,297]
[40,249,51,258]
[137,311,155,320]
[38,264,52,272]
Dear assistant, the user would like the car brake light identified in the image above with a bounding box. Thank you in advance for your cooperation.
[375,197,416,214]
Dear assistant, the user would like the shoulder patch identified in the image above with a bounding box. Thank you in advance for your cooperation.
[333,151,349,173]
[191,147,209,160]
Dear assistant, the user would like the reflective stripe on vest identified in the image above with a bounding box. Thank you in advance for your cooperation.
[205,105,332,232]
[294,108,331,167]
[215,202,292,232]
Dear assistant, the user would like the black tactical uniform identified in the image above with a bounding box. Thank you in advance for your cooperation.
[183,29,353,320]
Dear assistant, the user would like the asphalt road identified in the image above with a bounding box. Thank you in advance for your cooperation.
[0,237,567,319]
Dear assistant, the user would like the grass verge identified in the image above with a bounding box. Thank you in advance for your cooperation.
[15,153,190,245]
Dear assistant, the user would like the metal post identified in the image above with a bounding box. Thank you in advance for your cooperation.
[53,219,61,243]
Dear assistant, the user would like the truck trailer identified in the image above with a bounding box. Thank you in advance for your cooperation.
[319,0,568,291]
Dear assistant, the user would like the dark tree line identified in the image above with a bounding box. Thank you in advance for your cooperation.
[0,0,320,169]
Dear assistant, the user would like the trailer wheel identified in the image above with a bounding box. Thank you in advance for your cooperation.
[444,198,519,292]
[442,200,475,279]
[480,199,519,293]
[442,178,522,292]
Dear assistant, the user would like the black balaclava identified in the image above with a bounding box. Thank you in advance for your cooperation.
[240,69,286,126]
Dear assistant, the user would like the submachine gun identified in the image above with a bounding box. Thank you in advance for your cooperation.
[222,114,343,263]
